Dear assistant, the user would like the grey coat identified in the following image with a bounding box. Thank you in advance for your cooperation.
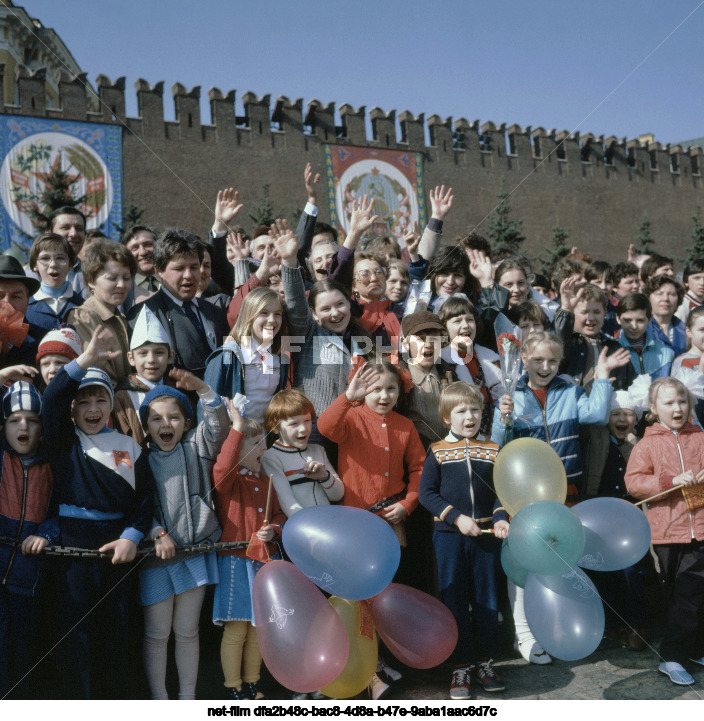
[141,399,230,569]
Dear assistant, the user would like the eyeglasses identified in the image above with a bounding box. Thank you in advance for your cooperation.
[356,268,386,281]
[36,255,70,267]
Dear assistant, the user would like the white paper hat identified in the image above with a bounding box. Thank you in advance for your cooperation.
[129,306,173,351]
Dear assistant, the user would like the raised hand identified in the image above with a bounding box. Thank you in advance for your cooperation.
[627,243,635,262]
[224,396,245,432]
[429,185,454,220]
[467,248,494,287]
[345,364,381,403]
[348,195,380,238]
[255,244,280,282]
[77,326,121,370]
[594,347,631,381]
[304,163,321,205]
[0,364,38,385]
[559,275,583,312]
[404,221,421,260]
[269,218,299,266]
[169,367,209,394]
[226,231,250,260]
[214,188,244,233]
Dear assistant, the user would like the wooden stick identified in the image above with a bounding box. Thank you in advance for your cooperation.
[480,529,495,534]
[263,474,274,525]
[634,485,683,507]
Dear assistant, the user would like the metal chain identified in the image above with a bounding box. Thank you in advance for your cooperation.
[0,536,249,559]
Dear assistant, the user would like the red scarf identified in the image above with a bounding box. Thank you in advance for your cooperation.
[357,299,402,350]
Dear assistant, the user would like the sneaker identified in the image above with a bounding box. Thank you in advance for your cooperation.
[377,656,403,683]
[690,656,704,667]
[369,673,389,700]
[659,661,695,686]
[474,659,505,693]
[450,665,471,699]
[514,637,552,665]
[243,682,267,700]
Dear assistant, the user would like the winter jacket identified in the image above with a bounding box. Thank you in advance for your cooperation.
[0,440,54,596]
[625,422,704,544]
[617,330,674,379]
[491,374,612,493]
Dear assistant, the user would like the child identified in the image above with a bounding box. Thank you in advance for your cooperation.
[676,258,704,323]
[506,299,547,338]
[41,326,154,699]
[625,377,704,686]
[612,261,640,301]
[419,382,510,698]
[672,305,704,374]
[211,400,286,700]
[113,306,176,443]
[260,388,343,517]
[0,382,54,698]
[585,260,618,337]
[24,233,83,341]
[137,374,229,700]
[616,292,674,379]
[204,287,289,424]
[35,326,83,390]
[65,239,137,385]
[438,297,501,439]
[386,259,411,305]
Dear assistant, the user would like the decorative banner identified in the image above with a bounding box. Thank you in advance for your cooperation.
[324,144,426,255]
[0,115,122,255]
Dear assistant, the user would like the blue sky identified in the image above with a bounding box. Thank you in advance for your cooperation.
[19,0,704,145]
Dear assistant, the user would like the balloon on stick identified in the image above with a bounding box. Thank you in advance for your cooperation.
[282,505,400,600]
[572,497,651,572]
[507,500,585,576]
[524,565,605,661]
[368,583,458,669]
[320,598,378,699]
[493,438,567,516]
[252,560,349,692]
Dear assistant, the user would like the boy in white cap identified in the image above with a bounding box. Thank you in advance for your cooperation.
[41,325,154,699]
[113,306,175,443]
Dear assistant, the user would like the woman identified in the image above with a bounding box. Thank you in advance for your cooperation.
[644,275,686,356]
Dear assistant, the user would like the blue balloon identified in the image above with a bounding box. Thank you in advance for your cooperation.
[282,506,401,600]
[500,539,528,588]
[507,501,585,576]
[572,497,651,572]
[524,566,605,661]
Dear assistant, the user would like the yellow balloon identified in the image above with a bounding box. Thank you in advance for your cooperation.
[493,437,567,516]
[320,598,378,699]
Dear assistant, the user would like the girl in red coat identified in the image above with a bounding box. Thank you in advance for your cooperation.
[625,376,704,686]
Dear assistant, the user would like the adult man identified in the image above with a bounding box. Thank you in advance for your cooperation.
[120,225,160,312]
[127,229,228,377]
[0,254,41,369]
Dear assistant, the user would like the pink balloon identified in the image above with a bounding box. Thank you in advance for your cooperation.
[252,561,349,693]
[367,583,458,669]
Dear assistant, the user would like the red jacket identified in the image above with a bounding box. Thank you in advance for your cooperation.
[625,422,704,544]
[317,394,425,516]
[212,429,285,558]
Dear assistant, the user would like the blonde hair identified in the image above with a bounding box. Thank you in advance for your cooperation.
[521,331,564,359]
[646,377,694,424]
[228,287,287,354]
[241,417,264,439]
[438,381,484,428]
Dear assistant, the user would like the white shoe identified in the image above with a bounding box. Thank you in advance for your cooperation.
[514,637,552,665]
[377,656,402,682]
[369,673,389,700]
[659,661,695,686]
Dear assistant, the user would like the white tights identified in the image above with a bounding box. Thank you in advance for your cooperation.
[143,585,206,700]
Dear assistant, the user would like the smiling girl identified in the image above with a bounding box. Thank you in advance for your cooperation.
[204,287,289,424]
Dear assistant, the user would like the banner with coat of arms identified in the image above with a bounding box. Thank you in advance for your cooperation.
[0,115,122,254]
[323,144,426,254]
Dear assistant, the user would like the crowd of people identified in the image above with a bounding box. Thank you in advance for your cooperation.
[0,162,703,701]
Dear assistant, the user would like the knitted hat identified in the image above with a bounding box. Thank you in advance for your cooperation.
[2,381,42,419]
[78,367,114,409]
[129,305,173,351]
[139,385,193,427]
[36,327,83,363]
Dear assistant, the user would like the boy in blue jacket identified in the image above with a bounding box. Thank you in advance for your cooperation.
[0,381,54,698]
[41,326,154,699]
[419,382,509,700]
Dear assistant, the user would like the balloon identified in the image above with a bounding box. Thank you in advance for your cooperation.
[572,497,651,572]
[320,598,378,699]
[524,566,605,660]
[282,505,401,600]
[493,437,567,516]
[501,539,528,588]
[368,583,458,669]
[252,560,349,692]
[507,501,585,576]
